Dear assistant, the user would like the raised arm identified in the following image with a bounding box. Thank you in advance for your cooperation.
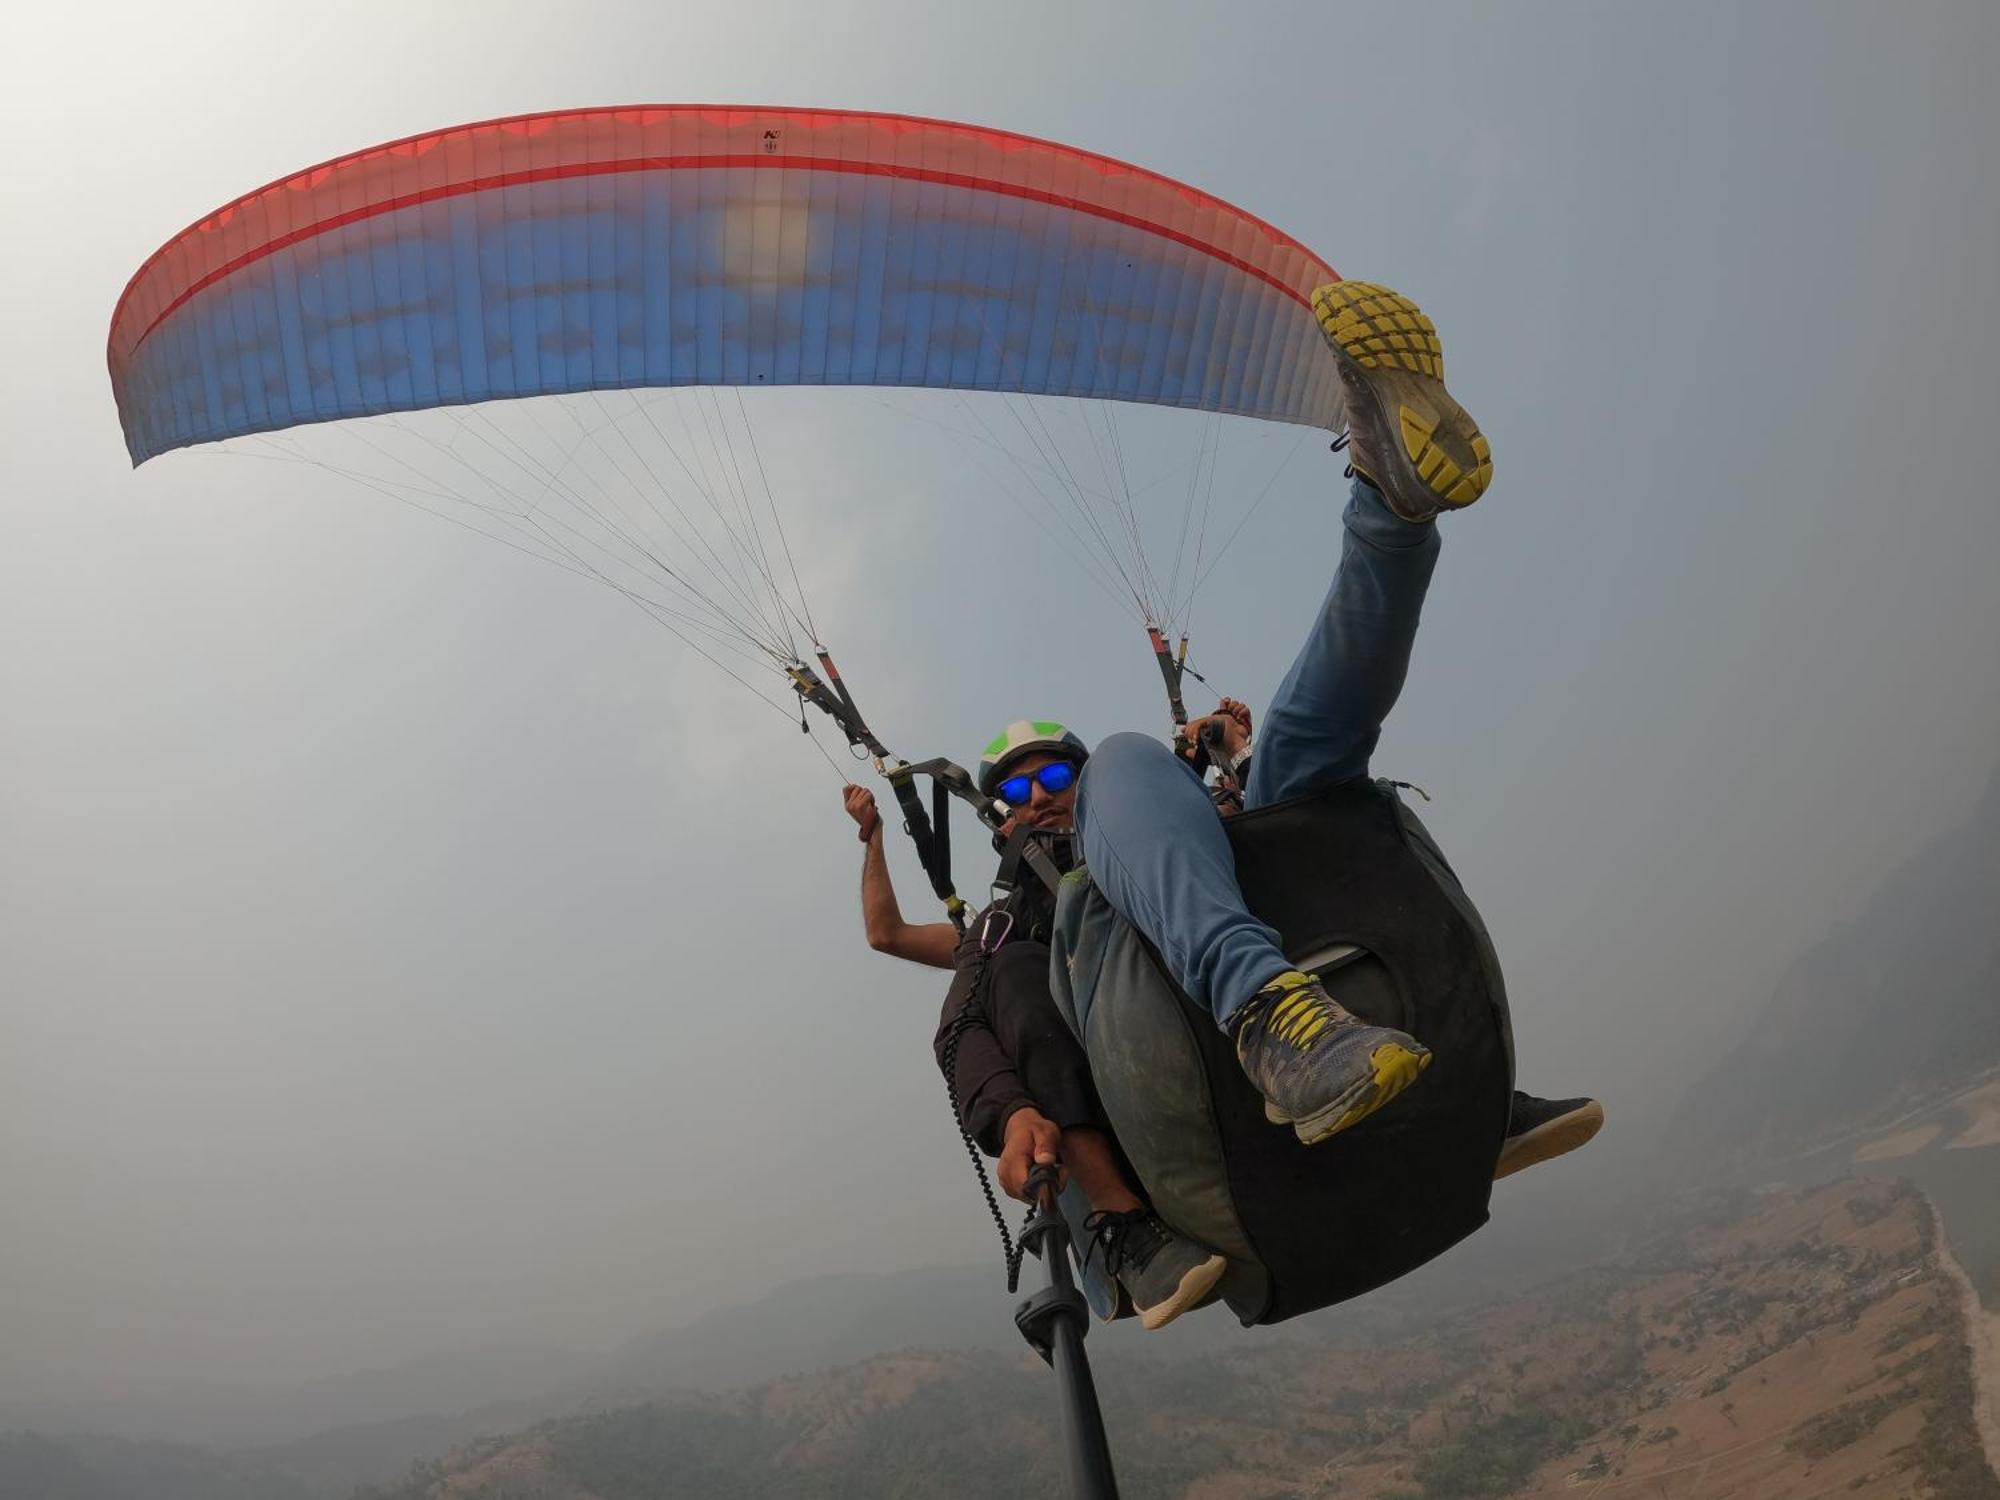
[844,785,959,969]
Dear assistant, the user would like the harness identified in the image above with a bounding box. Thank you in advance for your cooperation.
[788,642,1223,1294]
[788,649,1017,935]
[794,625,1239,929]
[791,650,1076,1287]
[934,821,1077,1289]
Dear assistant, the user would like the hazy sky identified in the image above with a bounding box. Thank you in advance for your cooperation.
[4,0,1997,1406]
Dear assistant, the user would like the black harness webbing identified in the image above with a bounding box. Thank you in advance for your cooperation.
[990,820,1072,912]
[787,648,1077,1303]
[789,651,892,759]
[883,761,965,928]
[790,653,1059,933]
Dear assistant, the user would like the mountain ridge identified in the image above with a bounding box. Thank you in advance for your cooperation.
[1669,759,2000,1164]
[339,1179,1998,1500]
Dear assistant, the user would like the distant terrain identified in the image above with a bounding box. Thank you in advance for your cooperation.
[0,1266,1027,1499]
[1671,764,2000,1167]
[13,1179,1989,1499]
[333,1179,1991,1498]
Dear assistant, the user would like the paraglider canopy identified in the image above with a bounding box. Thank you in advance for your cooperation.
[108,107,1348,729]
[109,105,1345,467]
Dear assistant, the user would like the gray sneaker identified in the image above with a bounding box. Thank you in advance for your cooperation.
[1084,1209,1226,1331]
[1495,1092,1605,1180]
[1232,970,1431,1145]
[1312,280,1492,523]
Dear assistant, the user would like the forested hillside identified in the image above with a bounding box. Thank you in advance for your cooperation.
[1672,764,2000,1161]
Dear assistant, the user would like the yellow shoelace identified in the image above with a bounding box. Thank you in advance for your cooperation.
[1263,976,1339,1050]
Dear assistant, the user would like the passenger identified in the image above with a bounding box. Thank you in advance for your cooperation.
[844,750,1229,1331]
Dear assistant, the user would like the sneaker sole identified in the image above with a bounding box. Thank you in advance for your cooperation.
[1493,1099,1605,1180]
[1264,1042,1433,1146]
[1312,281,1492,516]
[1137,1251,1228,1332]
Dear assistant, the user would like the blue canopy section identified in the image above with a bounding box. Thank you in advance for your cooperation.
[117,166,1342,465]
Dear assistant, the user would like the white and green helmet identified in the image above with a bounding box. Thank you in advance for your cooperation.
[977,719,1091,797]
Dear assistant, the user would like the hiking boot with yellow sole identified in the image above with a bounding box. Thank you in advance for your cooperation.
[1232,970,1432,1146]
[1313,280,1492,523]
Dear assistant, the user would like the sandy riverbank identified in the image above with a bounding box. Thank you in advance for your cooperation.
[1854,1122,1943,1161]
[1840,1074,2000,1163]
[1927,1193,2000,1482]
[1945,1080,2000,1152]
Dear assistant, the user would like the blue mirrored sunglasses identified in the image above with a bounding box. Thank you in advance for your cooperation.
[997,759,1078,808]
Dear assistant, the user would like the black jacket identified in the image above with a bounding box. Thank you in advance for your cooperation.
[933,923,1044,1156]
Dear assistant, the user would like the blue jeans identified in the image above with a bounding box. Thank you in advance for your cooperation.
[1075,478,1440,1029]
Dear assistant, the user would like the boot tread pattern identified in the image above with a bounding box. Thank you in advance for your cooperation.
[1313,279,1493,510]
[1312,281,1444,377]
[1399,407,1494,507]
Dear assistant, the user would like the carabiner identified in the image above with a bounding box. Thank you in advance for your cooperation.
[978,906,1016,953]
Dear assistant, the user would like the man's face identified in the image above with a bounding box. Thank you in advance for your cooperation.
[996,749,1081,837]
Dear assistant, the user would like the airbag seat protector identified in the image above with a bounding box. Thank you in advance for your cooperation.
[1051,778,1515,1325]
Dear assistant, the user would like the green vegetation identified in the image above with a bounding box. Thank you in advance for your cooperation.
[544,1406,784,1500]
[1895,1298,2000,1500]
[1406,1403,1597,1499]
[1877,1301,1947,1356]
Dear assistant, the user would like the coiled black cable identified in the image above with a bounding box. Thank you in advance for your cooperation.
[937,926,1036,1293]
